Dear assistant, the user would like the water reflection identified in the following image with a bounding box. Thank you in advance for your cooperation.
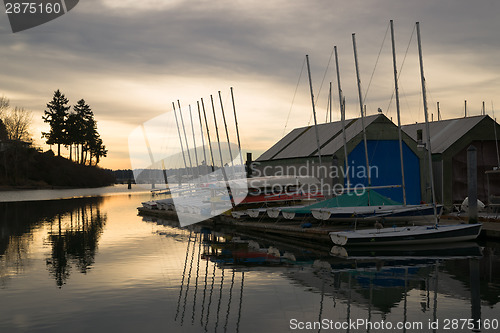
[0,197,107,287]
[172,229,247,333]
[144,216,500,333]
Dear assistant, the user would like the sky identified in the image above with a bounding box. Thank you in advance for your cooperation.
[1,0,500,170]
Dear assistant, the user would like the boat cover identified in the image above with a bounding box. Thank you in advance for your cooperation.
[280,190,401,215]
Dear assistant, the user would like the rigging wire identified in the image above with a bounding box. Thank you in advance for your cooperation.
[386,24,416,118]
[308,47,335,126]
[283,57,306,137]
[492,101,500,167]
[363,22,391,107]
[315,47,335,106]
[325,83,331,123]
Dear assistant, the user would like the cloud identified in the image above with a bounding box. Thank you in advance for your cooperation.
[1,0,500,168]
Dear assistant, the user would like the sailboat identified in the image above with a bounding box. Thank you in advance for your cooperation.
[283,33,436,223]
[329,21,482,246]
[311,190,442,222]
[330,223,482,246]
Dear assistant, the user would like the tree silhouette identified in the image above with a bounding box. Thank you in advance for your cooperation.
[89,136,107,166]
[0,119,8,141]
[4,106,33,142]
[65,112,78,161]
[42,93,106,165]
[42,90,70,156]
[68,99,93,163]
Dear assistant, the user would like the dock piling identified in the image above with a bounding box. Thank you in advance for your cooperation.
[467,145,478,224]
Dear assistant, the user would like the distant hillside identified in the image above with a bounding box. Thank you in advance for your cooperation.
[0,143,115,188]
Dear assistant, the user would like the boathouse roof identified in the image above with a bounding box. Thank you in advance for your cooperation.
[402,115,498,154]
[256,114,383,161]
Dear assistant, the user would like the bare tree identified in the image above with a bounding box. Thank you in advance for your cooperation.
[4,106,33,142]
[0,96,9,118]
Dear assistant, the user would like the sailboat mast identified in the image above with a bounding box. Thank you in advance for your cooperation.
[218,91,235,168]
[178,100,194,172]
[495,117,500,168]
[305,55,323,168]
[334,46,350,188]
[211,95,236,208]
[197,101,210,177]
[493,103,500,168]
[416,22,439,224]
[172,102,189,174]
[201,98,216,172]
[329,82,332,122]
[188,104,200,179]
[352,33,372,192]
[390,20,407,206]
[230,87,245,167]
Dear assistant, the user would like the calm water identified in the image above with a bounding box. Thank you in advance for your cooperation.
[0,186,499,333]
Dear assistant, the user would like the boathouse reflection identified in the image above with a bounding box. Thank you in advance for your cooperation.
[144,216,500,333]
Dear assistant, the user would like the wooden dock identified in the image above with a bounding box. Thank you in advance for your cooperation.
[138,207,500,243]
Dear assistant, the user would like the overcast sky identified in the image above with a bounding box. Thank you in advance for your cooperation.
[1,0,499,169]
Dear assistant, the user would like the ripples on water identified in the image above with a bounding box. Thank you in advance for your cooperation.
[0,187,499,332]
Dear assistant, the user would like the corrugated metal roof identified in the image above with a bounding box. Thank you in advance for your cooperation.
[320,115,380,155]
[256,114,381,161]
[402,115,487,154]
[256,127,310,161]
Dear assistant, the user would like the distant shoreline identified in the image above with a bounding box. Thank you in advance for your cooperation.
[0,185,80,191]
[0,184,153,203]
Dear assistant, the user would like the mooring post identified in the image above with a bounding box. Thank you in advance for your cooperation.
[246,152,253,178]
[467,145,478,224]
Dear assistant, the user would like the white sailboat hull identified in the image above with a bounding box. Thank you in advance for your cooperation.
[330,223,482,246]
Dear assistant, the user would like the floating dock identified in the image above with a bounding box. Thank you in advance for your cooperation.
[138,207,500,243]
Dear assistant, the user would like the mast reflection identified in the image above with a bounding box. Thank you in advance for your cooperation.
[144,215,500,333]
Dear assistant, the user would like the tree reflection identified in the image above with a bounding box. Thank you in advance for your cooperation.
[0,197,106,287]
[46,200,106,287]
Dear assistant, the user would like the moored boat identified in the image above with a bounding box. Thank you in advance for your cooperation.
[330,241,483,260]
[313,202,443,222]
[329,223,482,246]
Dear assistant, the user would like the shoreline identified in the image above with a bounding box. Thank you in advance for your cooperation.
[0,184,152,203]
[0,182,124,192]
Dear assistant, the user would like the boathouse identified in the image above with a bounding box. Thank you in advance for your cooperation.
[254,114,426,204]
[402,115,500,208]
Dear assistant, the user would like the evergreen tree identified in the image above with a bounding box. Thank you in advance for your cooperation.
[82,115,97,164]
[68,99,93,163]
[89,136,107,166]
[42,90,70,156]
[41,94,107,165]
